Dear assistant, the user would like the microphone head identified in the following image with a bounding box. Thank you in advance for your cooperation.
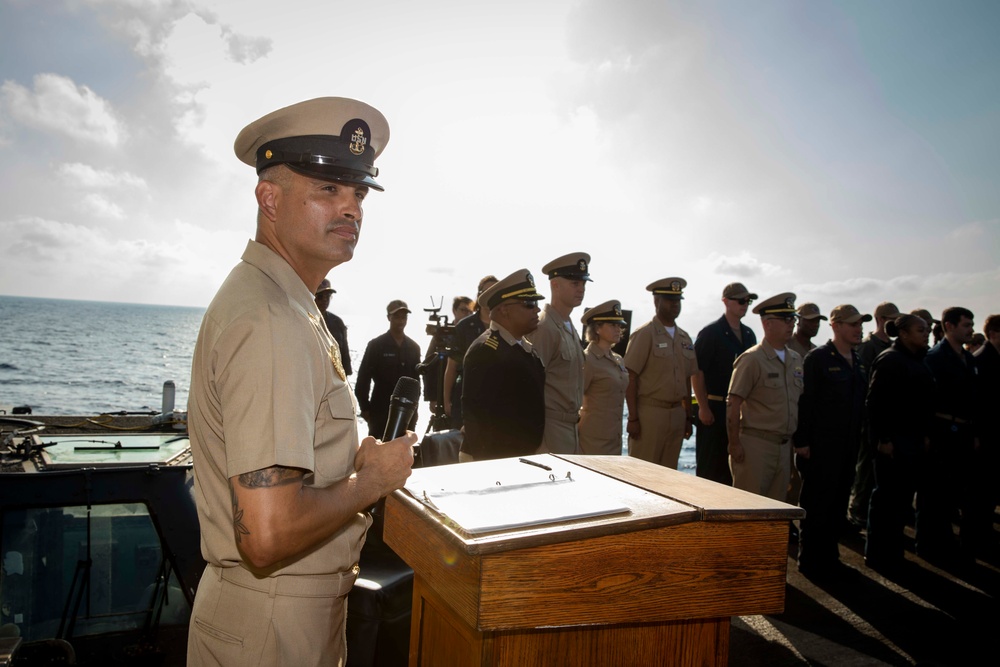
[392,376,421,404]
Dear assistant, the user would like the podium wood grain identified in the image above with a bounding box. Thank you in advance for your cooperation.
[385,455,802,666]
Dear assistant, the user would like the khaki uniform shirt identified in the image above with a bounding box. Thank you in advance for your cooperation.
[728,340,804,437]
[189,240,367,577]
[530,304,585,420]
[787,337,816,359]
[579,342,629,454]
[624,319,699,404]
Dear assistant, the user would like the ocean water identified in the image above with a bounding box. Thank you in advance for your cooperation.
[0,295,696,472]
[0,296,204,415]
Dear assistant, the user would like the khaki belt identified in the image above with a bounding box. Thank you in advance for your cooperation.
[546,408,581,424]
[934,412,969,425]
[638,397,684,410]
[740,428,790,445]
[212,563,359,598]
[707,394,726,402]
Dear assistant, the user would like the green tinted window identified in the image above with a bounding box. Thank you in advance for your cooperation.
[1,504,190,642]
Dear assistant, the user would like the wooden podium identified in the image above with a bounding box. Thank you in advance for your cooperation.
[384,454,803,667]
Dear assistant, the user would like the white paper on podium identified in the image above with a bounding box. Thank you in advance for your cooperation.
[402,456,631,535]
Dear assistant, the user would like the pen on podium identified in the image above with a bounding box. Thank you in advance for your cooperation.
[519,457,552,471]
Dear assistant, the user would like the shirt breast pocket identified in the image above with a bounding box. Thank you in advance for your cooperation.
[763,376,783,389]
[313,382,358,485]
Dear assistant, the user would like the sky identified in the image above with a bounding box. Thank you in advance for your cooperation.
[2,0,998,352]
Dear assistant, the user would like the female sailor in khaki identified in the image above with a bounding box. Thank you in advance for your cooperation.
[579,301,630,455]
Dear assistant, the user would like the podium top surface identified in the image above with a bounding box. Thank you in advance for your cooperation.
[391,454,802,556]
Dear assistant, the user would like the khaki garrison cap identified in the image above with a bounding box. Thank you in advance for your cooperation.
[582,300,626,325]
[542,252,592,281]
[874,302,901,319]
[234,97,390,191]
[753,293,797,318]
[830,304,873,324]
[796,302,827,321]
[647,277,687,300]
[480,269,546,310]
[722,282,758,301]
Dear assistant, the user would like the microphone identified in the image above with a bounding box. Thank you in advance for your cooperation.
[382,376,420,441]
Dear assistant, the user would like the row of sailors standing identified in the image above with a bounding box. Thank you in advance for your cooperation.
[456,252,731,469]
[453,256,998,573]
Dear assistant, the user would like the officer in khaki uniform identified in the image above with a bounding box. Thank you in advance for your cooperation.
[727,293,804,501]
[579,300,630,455]
[625,278,699,469]
[528,252,590,454]
[187,98,415,667]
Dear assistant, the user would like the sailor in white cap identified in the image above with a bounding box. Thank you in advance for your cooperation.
[187,97,414,666]
[726,293,804,502]
[624,277,699,469]
[528,252,591,454]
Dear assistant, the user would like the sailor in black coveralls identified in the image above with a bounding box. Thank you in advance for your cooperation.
[461,269,546,461]
[692,282,758,485]
[794,305,870,577]
[922,306,981,561]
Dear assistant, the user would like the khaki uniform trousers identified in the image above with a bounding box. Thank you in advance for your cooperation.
[731,432,791,501]
[539,410,580,454]
[628,403,686,469]
[188,563,357,667]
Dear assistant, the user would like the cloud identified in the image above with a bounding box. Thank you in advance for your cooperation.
[798,275,923,297]
[221,27,272,64]
[79,193,127,220]
[0,214,246,305]
[710,252,785,278]
[796,269,1000,313]
[0,73,125,145]
[947,219,999,241]
[58,162,148,189]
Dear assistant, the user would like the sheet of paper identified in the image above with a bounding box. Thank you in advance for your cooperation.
[403,456,631,535]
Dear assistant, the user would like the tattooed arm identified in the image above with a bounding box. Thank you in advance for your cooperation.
[229,432,416,569]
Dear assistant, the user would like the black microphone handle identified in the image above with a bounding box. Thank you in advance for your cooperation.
[382,396,418,441]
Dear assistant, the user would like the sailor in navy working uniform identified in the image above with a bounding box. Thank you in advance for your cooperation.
[692,282,758,485]
[794,304,870,578]
[355,300,422,437]
[922,306,981,562]
[460,269,546,462]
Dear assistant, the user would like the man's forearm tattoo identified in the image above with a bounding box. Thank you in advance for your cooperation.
[229,467,302,543]
[229,480,250,544]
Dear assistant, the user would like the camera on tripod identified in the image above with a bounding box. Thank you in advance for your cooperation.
[423,297,456,351]
[416,297,457,433]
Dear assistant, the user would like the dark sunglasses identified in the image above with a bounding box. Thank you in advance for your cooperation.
[731,298,754,306]
[520,300,539,309]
